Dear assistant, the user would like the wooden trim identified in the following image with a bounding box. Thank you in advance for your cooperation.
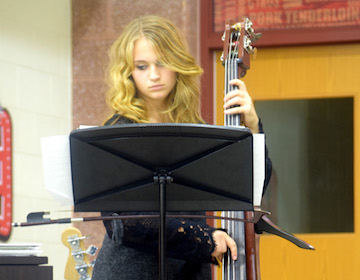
[200,0,216,124]
[254,25,360,47]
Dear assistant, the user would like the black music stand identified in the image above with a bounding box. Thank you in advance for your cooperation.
[69,123,254,280]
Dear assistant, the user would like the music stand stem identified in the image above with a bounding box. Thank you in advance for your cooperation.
[154,172,173,280]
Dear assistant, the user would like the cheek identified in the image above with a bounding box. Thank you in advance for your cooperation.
[168,72,177,88]
[131,71,144,88]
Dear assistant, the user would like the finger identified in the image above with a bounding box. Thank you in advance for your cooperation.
[229,79,247,91]
[224,96,244,109]
[224,107,241,115]
[212,231,230,258]
[226,236,238,261]
[224,104,251,115]
[224,90,245,102]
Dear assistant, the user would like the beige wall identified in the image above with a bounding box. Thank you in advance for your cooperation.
[0,0,72,279]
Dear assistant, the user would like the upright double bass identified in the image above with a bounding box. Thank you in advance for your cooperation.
[219,18,314,280]
[220,17,262,280]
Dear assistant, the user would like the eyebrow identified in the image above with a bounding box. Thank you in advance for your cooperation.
[134,59,162,64]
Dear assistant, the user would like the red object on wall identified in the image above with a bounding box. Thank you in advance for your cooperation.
[213,0,360,32]
[0,108,12,241]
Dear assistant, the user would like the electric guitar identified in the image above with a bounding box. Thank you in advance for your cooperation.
[62,227,97,280]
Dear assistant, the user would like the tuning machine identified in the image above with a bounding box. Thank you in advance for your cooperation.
[68,234,98,257]
[244,37,258,59]
[67,234,98,279]
[244,17,262,43]
[76,260,96,280]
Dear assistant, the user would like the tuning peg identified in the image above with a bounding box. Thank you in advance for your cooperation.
[72,245,98,260]
[68,235,86,249]
[244,18,254,35]
[243,17,262,43]
[76,264,93,280]
[85,244,98,256]
[251,32,262,43]
[244,36,253,53]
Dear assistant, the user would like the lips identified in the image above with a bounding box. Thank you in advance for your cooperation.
[149,84,164,91]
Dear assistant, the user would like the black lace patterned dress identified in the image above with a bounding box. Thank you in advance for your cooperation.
[91,115,272,280]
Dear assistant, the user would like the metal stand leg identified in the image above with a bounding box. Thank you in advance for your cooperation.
[154,172,173,280]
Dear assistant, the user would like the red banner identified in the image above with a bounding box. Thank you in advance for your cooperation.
[0,108,12,241]
[214,0,360,32]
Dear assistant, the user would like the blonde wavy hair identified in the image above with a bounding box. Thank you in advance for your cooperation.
[104,15,204,124]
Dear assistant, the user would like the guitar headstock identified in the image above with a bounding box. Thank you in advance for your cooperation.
[62,227,97,280]
[221,18,261,78]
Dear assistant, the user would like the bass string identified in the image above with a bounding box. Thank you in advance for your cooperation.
[222,29,247,280]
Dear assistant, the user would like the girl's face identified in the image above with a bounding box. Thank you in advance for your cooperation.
[132,37,177,109]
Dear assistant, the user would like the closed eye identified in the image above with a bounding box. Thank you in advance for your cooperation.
[135,64,147,70]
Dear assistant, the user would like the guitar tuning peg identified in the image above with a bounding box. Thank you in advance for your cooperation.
[85,244,98,256]
[220,52,224,62]
[76,265,92,280]
[68,235,86,249]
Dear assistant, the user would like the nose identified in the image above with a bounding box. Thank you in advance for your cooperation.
[149,65,160,80]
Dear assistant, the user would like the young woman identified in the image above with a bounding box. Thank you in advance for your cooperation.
[92,15,271,280]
